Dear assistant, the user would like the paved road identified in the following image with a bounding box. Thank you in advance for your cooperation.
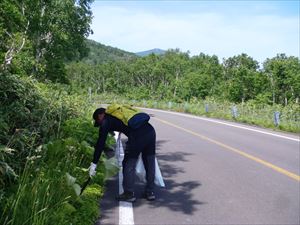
[96,108,300,225]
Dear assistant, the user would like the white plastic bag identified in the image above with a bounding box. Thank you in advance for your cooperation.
[104,157,120,179]
[135,154,165,187]
[135,154,146,182]
[116,132,165,187]
[115,132,123,166]
[154,157,165,187]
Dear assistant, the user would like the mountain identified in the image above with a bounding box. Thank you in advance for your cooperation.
[135,48,166,57]
[80,39,137,65]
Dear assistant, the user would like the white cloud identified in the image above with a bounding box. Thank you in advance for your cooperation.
[90,5,299,63]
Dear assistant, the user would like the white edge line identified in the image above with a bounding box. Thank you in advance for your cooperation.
[139,107,300,142]
[114,132,134,225]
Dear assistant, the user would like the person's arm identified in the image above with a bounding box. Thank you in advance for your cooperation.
[92,119,109,164]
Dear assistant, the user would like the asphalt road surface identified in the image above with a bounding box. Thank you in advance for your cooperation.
[96,108,300,225]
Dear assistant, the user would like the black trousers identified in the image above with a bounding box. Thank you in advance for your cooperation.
[122,123,156,193]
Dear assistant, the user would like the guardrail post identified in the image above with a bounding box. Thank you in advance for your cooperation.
[232,106,238,118]
[274,111,280,126]
[205,104,209,113]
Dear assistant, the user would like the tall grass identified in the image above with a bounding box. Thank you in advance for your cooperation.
[0,75,118,225]
[1,125,116,225]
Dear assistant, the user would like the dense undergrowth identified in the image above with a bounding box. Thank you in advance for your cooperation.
[0,73,117,225]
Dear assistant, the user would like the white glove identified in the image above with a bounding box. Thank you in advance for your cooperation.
[89,162,97,177]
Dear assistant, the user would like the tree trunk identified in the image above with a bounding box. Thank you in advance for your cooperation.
[102,76,105,93]
[2,35,26,70]
[285,96,288,106]
[33,4,47,75]
[269,74,276,104]
[173,71,179,97]
[1,3,29,71]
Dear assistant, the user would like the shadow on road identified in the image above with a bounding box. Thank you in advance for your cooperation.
[134,139,206,214]
[135,178,205,215]
[95,138,205,224]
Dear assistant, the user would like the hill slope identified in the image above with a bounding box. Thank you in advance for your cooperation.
[136,48,166,57]
[80,39,137,65]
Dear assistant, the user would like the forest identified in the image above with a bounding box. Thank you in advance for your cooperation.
[0,1,299,225]
[69,49,300,105]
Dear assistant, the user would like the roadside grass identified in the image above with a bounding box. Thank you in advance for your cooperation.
[94,93,300,133]
[1,115,118,225]
[0,75,118,225]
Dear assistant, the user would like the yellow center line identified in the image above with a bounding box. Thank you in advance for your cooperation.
[154,117,300,182]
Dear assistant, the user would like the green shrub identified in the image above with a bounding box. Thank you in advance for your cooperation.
[0,73,118,225]
[0,136,108,225]
[61,117,98,146]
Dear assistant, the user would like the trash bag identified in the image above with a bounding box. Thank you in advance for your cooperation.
[116,132,165,187]
[104,157,120,179]
[154,157,165,187]
[135,155,146,183]
[135,154,165,187]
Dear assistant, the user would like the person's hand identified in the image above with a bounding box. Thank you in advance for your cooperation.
[89,162,97,177]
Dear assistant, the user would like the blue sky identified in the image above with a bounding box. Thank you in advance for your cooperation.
[89,0,299,63]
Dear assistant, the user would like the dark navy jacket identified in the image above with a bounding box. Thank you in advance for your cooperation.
[93,114,130,164]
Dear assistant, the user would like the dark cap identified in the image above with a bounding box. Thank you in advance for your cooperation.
[93,108,106,127]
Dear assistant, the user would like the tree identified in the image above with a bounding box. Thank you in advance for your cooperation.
[159,49,190,99]
[0,0,93,82]
[263,54,300,105]
[27,0,93,82]
[0,0,29,71]
[189,53,223,98]
[179,71,211,100]
[223,53,262,103]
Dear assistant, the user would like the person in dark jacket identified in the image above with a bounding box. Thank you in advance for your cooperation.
[89,107,156,202]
